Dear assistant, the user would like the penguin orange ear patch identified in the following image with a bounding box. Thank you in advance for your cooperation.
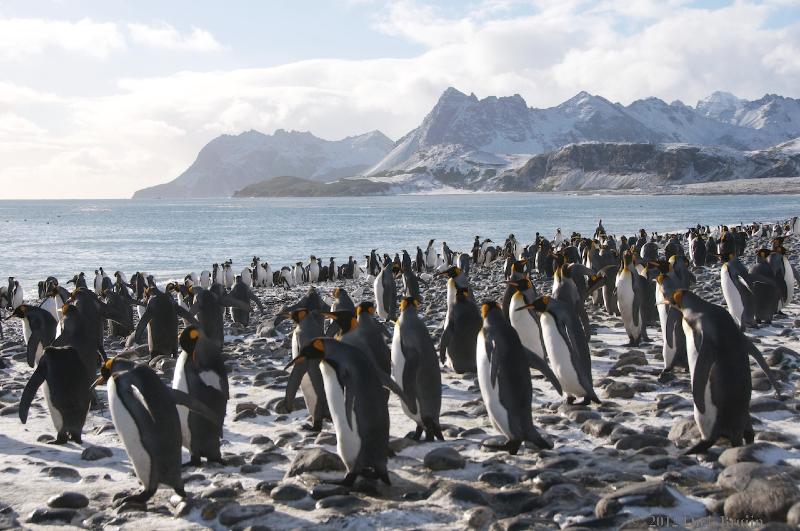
[189,328,199,340]
[312,338,325,352]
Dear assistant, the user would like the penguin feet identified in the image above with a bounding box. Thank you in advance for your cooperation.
[182,456,202,468]
[326,472,358,488]
[566,396,576,405]
[48,433,69,445]
[576,397,592,406]
[505,440,523,455]
[406,427,423,441]
[301,423,322,432]
[682,439,716,455]
[112,488,156,508]
[657,370,675,384]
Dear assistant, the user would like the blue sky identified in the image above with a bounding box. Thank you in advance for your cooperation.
[0,0,798,198]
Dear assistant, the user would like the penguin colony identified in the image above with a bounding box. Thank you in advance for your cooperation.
[1,216,799,527]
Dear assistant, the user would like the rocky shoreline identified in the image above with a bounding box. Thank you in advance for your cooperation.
[0,229,799,530]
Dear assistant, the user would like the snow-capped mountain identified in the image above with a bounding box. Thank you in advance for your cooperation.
[133,129,393,198]
[695,91,800,146]
[367,87,800,179]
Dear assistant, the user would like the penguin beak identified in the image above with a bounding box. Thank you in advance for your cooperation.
[91,375,107,389]
[284,356,305,370]
[506,280,518,286]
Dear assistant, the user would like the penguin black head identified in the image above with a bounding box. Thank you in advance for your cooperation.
[179,325,201,358]
[756,249,771,259]
[285,308,308,323]
[436,266,461,279]
[288,338,326,369]
[399,297,419,312]
[356,301,375,316]
[669,289,687,309]
[8,304,28,320]
[518,295,550,314]
[321,310,357,333]
[480,300,501,319]
[508,277,532,292]
[95,357,135,387]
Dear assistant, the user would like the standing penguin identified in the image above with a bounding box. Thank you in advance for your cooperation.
[129,286,192,359]
[477,301,559,454]
[391,297,443,441]
[287,338,408,486]
[668,290,781,454]
[654,273,688,381]
[374,265,397,321]
[9,304,57,367]
[439,287,482,374]
[94,358,219,506]
[173,325,228,466]
[283,309,330,431]
[424,240,436,270]
[719,253,755,330]
[616,251,648,346]
[519,296,599,405]
[228,275,264,326]
[308,255,320,283]
[507,278,545,361]
[19,346,91,444]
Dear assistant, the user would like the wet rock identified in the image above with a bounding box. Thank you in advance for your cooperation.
[478,471,517,487]
[718,443,784,467]
[537,456,579,471]
[431,483,489,506]
[424,446,466,471]
[218,504,274,526]
[44,466,80,481]
[603,381,635,399]
[201,486,239,500]
[249,435,274,446]
[47,492,89,509]
[724,474,800,522]
[314,432,337,446]
[582,419,617,438]
[786,501,800,526]
[234,409,257,421]
[595,480,679,518]
[315,495,365,512]
[251,451,287,465]
[270,483,308,502]
[668,418,701,447]
[81,446,113,461]
[286,448,345,477]
[615,433,670,451]
[27,508,76,524]
[657,394,691,411]
[750,397,790,413]
[464,506,495,529]
[0,405,19,416]
[309,483,349,500]
[717,462,776,491]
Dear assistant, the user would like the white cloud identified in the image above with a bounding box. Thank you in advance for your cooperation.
[1,0,799,198]
[0,17,125,60]
[127,22,225,52]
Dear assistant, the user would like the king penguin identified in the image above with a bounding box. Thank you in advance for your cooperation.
[374,264,397,321]
[477,301,558,454]
[668,290,781,454]
[173,325,228,466]
[287,338,408,486]
[283,309,330,431]
[439,286,482,374]
[616,251,648,346]
[9,304,57,367]
[518,296,599,406]
[19,346,92,444]
[391,297,443,441]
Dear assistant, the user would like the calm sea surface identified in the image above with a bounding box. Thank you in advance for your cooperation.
[2,194,798,297]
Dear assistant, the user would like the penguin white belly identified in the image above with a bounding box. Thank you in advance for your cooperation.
[476,331,511,438]
[41,298,59,323]
[615,272,639,338]
[309,265,319,283]
[43,383,63,432]
[683,320,717,439]
[292,330,318,415]
[137,305,146,320]
[172,351,191,449]
[552,276,561,295]
[783,256,795,304]
[373,275,387,319]
[540,313,584,397]
[509,297,545,359]
[108,378,151,488]
[655,290,673,367]
[22,318,31,345]
[391,321,421,423]
[320,362,360,470]
[720,266,743,327]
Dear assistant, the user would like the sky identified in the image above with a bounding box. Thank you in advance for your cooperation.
[1,0,799,199]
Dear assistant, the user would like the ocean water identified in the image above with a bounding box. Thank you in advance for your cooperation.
[2,194,797,298]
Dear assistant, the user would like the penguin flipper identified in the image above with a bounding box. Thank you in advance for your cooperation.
[175,305,198,326]
[561,320,596,402]
[19,359,47,424]
[399,339,420,416]
[284,359,308,412]
[375,369,411,409]
[222,296,250,313]
[439,324,452,364]
[26,332,41,368]
[631,282,641,328]
[747,341,783,398]
[523,347,562,395]
[664,308,678,349]
[132,309,152,345]
[691,330,713,414]
[170,389,223,427]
